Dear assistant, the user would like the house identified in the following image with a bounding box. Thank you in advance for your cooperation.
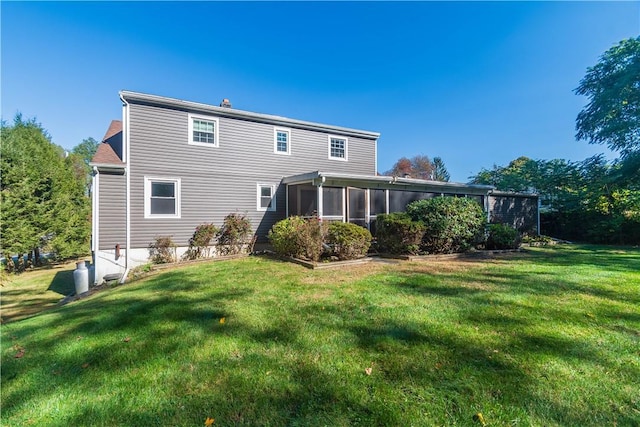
[90,91,538,284]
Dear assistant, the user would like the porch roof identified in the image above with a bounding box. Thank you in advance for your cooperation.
[282,171,495,195]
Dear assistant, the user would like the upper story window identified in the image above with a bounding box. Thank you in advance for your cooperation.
[144,177,181,218]
[188,114,219,147]
[328,136,347,161]
[257,184,276,211]
[274,128,291,155]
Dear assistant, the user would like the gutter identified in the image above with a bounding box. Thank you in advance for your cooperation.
[120,92,131,284]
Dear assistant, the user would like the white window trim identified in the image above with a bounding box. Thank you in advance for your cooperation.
[273,127,291,155]
[328,135,348,161]
[144,176,181,219]
[188,113,219,148]
[257,183,277,212]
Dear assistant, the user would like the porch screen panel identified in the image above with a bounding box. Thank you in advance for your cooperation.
[323,187,343,217]
[288,184,318,216]
[389,190,421,212]
[369,189,386,215]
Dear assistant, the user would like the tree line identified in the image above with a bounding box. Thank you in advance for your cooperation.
[1,37,637,273]
[1,115,98,272]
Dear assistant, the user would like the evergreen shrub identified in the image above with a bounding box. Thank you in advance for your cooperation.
[406,197,485,254]
[268,216,327,262]
[375,212,425,255]
[327,222,372,260]
[486,223,522,250]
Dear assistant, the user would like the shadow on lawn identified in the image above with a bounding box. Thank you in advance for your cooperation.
[2,253,638,426]
[47,270,76,296]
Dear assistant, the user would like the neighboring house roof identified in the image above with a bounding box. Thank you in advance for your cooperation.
[120,91,380,140]
[102,120,122,142]
[91,143,125,167]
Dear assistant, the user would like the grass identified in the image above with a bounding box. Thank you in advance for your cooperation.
[1,245,639,426]
[0,259,80,323]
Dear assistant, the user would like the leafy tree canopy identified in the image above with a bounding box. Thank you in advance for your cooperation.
[385,155,450,181]
[72,137,99,167]
[575,36,640,156]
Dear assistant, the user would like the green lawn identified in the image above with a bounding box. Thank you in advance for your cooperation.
[1,245,639,426]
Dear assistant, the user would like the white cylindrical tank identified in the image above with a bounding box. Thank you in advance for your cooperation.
[74,261,89,295]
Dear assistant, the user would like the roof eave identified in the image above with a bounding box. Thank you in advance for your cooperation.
[119,90,380,140]
[283,171,495,193]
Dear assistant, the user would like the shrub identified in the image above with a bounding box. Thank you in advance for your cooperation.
[407,197,485,254]
[268,216,307,258]
[327,222,372,260]
[148,236,177,264]
[183,223,219,260]
[375,212,425,255]
[486,223,522,250]
[217,213,253,255]
[268,216,327,262]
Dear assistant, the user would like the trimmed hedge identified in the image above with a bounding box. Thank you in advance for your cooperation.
[268,216,327,262]
[375,212,425,255]
[327,222,372,260]
[486,223,522,250]
[406,197,485,254]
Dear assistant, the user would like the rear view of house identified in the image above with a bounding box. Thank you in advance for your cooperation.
[91,91,538,284]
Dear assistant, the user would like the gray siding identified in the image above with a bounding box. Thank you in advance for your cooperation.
[128,103,377,247]
[98,172,126,249]
[489,195,538,234]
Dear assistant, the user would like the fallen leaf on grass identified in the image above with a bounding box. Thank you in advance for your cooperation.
[365,367,372,376]
[123,337,131,342]
[473,413,487,426]
[219,317,226,324]
[15,349,25,359]
[204,417,215,426]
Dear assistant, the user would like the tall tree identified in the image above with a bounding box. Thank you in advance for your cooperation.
[1,115,90,270]
[432,157,450,182]
[575,36,640,156]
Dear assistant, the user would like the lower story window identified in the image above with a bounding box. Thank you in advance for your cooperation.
[257,184,276,212]
[145,177,181,218]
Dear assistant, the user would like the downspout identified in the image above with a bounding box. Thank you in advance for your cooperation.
[485,191,492,224]
[92,166,99,275]
[537,196,541,236]
[120,93,131,284]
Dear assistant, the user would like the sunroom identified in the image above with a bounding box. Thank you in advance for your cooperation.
[282,171,495,234]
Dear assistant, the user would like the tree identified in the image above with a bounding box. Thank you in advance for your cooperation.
[575,37,640,156]
[72,137,99,167]
[385,154,448,180]
[1,115,90,270]
[469,154,640,244]
[72,137,99,192]
[432,157,450,182]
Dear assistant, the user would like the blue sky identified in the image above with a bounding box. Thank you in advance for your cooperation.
[2,1,638,182]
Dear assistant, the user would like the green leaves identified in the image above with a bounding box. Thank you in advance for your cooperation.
[575,36,640,156]
[1,115,91,264]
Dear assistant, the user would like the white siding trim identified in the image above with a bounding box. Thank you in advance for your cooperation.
[188,113,219,148]
[273,127,291,155]
[144,177,182,219]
